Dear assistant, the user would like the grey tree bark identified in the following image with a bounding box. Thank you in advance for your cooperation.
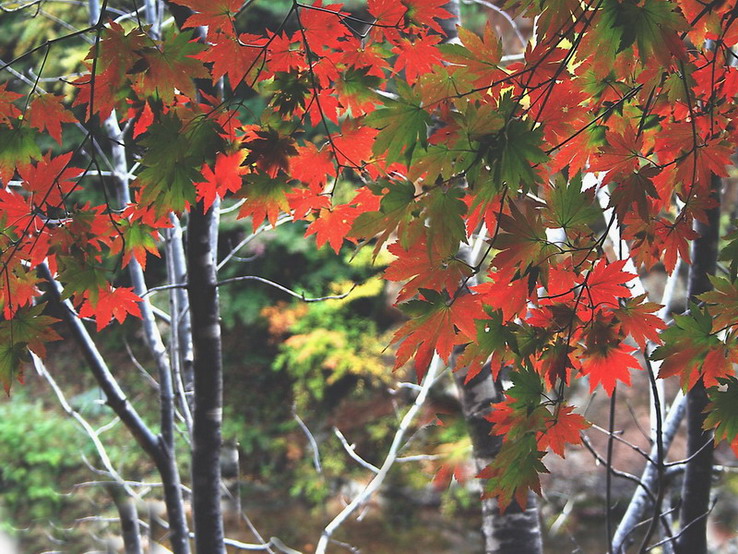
[453,364,544,554]
[674,175,721,554]
[187,203,226,554]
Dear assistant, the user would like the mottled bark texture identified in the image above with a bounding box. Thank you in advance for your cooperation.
[454,363,544,554]
[188,204,226,554]
[675,176,721,554]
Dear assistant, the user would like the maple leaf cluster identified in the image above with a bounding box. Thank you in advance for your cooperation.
[3,0,738,510]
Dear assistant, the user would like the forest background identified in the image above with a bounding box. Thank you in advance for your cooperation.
[2,0,738,552]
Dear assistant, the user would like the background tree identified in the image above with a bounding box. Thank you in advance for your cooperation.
[1,0,738,553]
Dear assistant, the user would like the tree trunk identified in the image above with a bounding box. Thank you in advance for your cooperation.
[454,365,544,554]
[675,176,721,554]
[187,203,226,554]
[108,484,143,554]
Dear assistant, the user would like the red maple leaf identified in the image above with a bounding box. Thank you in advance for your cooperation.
[391,33,443,85]
[0,83,21,125]
[194,151,246,211]
[197,32,266,88]
[305,205,357,253]
[18,152,83,208]
[702,346,737,389]
[299,2,352,54]
[79,286,143,331]
[169,0,242,36]
[403,0,454,34]
[580,343,642,396]
[27,94,76,145]
[614,294,666,349]
[474,268,529,322]
[537,406,590,458]
[393,293,485,379]
[385,237,471,302]
[582,259,635,309]
[289,143,335,191]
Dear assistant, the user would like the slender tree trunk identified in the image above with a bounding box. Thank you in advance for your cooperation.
[108,484,143,554]
[437,5,543,549]
[675,176,721,554]
[187,203,226,554]
[453,363,544,554]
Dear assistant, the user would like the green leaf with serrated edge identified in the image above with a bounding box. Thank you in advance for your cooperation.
[423,185,467,257]
[0,304,60,357]
[544,171,600,230]
[351,180,417,253]
[57,256,110,301]
[0,125,42,181]
[136,113,222,213]
[0,341,28,394]
[365,80,431,163]
[480,433,547,512]
[704,377,738,446]
[506,367,545,411]
[482,118,548,192]
[719,227,738,281]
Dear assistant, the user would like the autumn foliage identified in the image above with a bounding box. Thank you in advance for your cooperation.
[3,0,738,511]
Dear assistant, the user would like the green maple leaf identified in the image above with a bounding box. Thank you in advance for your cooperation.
[350,179,418,252]
[136,113,222,213]
[0,304,61,394]
[422,185,468,256]
[0,125,42,182]
[704,377,738,447]
[0,341,28,395]
[544,171,600,230]
[134,31,208,102]
[599,0,685,62]
[366,80,431,163]
[480,433,548,512]
[58,256,110,300]
[483,118,548,192]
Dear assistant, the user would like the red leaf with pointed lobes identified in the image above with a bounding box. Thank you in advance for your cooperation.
[581,259,635,309]
[537,406,590,458]
[194,151,247,212]
[384,237,472,302]
[614,294,666,349]
[291,144,335,195]
[27,94,76,145]
[391,33,443,85]
[368,0,406,30]
[332,120,378,168]
[656,218,698,273]
[392,292,485,380]
[266,33,305,74]
[581,343,642,396]
[286,188,331,220]
[169,0,242,36]
[196,32,266,89]
[588,125,643,178]
[0,83,21,125]
[403,0,454,34]
[79,286,142,331]
[299,2,352,54]
[474,268,529,322]
[132,101,155,139]
[305,205,357,253]
[702,345,738,389]
[18,152,83,208]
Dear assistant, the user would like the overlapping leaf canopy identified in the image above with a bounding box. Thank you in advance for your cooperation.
[2,0,738,507]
